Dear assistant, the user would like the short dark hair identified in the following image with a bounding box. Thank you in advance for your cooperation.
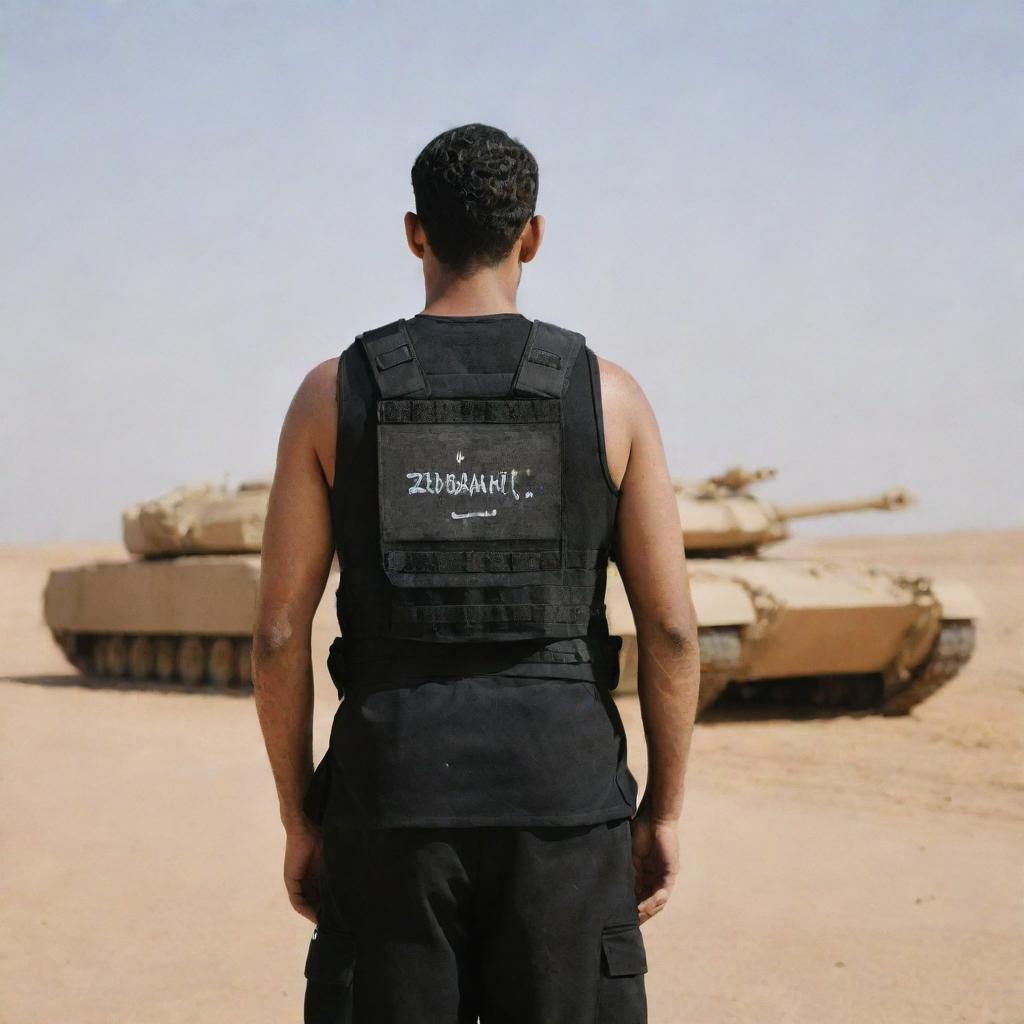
[411,123,539,276]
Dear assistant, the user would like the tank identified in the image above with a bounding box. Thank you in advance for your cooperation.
[43,480,270,687]
[44,469,979,712]
[606,467,979,715]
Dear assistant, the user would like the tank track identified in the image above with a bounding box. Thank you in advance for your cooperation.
[880,619,977,716]
[697,627,743,713]
[721,619,976,713]
[724,674,884,710]
[51,631,253,689]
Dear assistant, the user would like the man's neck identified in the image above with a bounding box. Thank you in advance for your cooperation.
[421,266,520,317]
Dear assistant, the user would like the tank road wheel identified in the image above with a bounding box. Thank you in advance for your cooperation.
[91,636,110,677]
[155,638,178,682]
[128,636,156,680]
[236,639,253,687]
[882,620,977,716]
[811,677,846,707]
[177,636,208,685]
[105,635,129,678]
[208,638,237,687]
[846,675,882,710]
[696,628,743,715]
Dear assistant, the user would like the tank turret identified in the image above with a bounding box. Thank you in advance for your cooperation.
[774,488,912,521]
[122,478,270,557]
[676,466,915,553]
[608,467,977,714]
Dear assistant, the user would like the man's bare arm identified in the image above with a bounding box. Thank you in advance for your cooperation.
[252,360,337,920]
[602,359,701,922]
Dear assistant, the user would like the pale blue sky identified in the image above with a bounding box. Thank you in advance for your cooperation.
[2,1,1022,542]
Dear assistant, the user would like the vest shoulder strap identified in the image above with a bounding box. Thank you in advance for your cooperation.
[511,320,585,398]
[357,319,429,398]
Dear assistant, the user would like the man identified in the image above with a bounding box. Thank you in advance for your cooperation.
[253,123,700,1024]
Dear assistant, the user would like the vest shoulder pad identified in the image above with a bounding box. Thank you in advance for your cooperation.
[512,320,585,398]
[357,319,429,398]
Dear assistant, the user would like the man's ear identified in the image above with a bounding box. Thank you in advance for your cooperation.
[404,211,425,260]
[519,214,545,264]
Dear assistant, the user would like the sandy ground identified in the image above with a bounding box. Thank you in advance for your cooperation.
[1,530,1021,1023]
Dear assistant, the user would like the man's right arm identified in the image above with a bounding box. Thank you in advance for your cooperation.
[603,360,701,923]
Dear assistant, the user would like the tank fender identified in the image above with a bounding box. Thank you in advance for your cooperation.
[690,576,757,628]
[928,578,983,621]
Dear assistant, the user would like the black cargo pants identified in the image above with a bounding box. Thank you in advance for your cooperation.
[303,816,648,1023]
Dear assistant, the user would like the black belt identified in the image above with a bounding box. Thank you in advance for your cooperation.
[326,634,622,697]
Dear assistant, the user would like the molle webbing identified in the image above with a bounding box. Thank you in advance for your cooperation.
[391,601,593,629]
[378,399,560,425]
[383,546,602,575]
[385,550,561,573]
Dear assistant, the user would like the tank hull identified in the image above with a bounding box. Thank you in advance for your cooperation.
[43,555,261,686]
[44,555,261,635]
[606,557,979,714]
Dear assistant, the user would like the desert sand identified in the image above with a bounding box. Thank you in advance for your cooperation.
[1,530,1021,1023]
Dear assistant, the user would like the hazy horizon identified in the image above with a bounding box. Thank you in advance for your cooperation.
[3,1,1022,543]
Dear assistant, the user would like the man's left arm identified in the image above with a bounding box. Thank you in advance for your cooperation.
[253,364,337,923]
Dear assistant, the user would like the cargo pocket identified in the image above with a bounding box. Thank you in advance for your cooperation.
[303,924,356,1024]
[596,921,648,1024]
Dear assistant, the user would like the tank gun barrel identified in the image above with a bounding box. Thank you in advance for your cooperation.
[775,487,913,521]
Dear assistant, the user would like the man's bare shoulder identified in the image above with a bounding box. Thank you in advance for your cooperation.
[595,354,657,434]
[295,357,339,405]
[285,357,340,485]
[288,357,338,430]
[594,356,654,487]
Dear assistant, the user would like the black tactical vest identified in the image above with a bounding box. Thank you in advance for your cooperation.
[305,313,638,829]
[331,314,621,667]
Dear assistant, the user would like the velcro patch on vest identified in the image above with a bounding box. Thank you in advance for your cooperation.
[374,344,413,371]
[529,348,562,370]
[376,399,563,585]
[379,426,561,543]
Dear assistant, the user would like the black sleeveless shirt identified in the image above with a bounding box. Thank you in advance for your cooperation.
[319,313,638,828]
